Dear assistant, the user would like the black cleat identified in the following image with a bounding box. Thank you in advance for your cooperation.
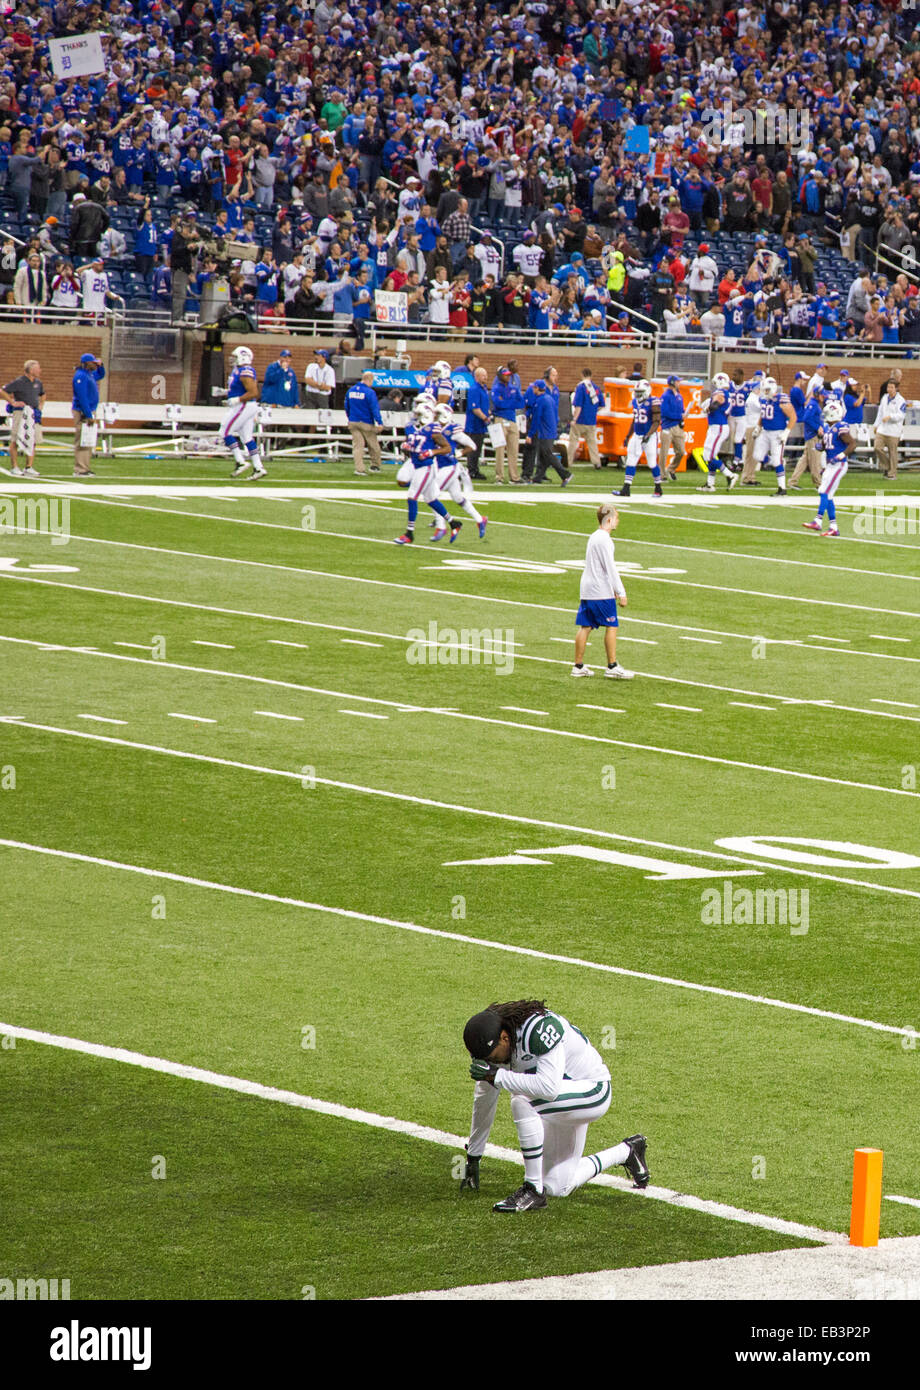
[492,1181,548,1213]
[622,1134,650,1188]
[613,483,631,497]
[653,483,663,497]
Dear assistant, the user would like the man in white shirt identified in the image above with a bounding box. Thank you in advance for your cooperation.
[572,503,633,679]
[687,242,718,308]
[303,348,335,409]
[874,379,908,479]
[805,363,827,400]
[512,230,543,283]
[79,258,110,322]
[473,231,502,281]
[427,266,451,325]
[700,301,726,345]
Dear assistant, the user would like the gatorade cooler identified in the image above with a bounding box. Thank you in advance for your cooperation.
[597,377,709,468]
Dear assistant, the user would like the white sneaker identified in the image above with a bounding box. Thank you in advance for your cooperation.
[249,466,267,481]
[571,664,594,677]
[231,461,251,477]
[24,466,40,479]
[604,664,635,679]
[10,465,23,476]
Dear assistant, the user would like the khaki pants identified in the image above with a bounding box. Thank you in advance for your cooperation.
[875,433,899,478]
[493,419,520,481]
[658,425,686,475]
[567,420,600,468]
[72,410,94,475]
[790,438,823,487]
[739,427,760,482]
[349,422,381,473]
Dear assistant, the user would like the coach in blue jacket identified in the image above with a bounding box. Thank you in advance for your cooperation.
[658,375,686,480]
[261,350,300,406]
[72,351,105,477]
[464,366,491,478]
[529,380,573,486]
[345,369,383,475]
[790,390,826,490]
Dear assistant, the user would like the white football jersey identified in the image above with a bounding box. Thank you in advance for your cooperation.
[80,268,109,311]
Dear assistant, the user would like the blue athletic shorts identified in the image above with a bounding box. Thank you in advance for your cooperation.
[576,598,618,628]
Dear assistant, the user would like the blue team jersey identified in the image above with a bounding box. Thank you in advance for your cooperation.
[632,397,654,431]
[724,302,746,336]
[728,384,748,416]
[437,422,459,466]
[823,421,849,462]
[407,423,436,464]
[760,394,790,431]
[707,390,729,426]
[227,365,257,399]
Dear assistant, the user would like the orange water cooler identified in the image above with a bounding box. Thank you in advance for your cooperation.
[596,378,709,468]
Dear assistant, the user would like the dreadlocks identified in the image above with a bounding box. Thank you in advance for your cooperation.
[488,999,547,1054]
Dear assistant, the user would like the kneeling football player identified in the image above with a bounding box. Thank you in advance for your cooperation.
[460,999,649,1212]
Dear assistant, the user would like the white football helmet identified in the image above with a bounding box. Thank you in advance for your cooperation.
[712,372,731,391]
[430,360,452,378]
[412,397,436,424]
[760,377,778,398]
[230,346,254,366]
[822,398,845,424]
[634,379,651,400]
[433,401,454,427]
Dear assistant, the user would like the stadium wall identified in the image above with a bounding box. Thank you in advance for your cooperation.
[0,324,914,407]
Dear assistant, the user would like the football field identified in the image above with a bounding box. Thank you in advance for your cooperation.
[2,460,920,1300]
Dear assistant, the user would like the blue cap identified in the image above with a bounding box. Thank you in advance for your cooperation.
[80,353,97,364]
[279,349,292,357]
[666,374,680,385]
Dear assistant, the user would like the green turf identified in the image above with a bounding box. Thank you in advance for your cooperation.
[2,458,919,1298]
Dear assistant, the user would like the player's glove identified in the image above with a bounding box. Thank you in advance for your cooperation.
[469,1059,498,1084]
[459,1149,481,1191]
[34,410,41,424]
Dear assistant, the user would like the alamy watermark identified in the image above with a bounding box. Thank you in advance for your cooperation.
[406,620,515,674]
[0,1275,71,1299]
[853,497,920,537]
[0,497,70,546]
[700,102,811,150]
[701,880,810,935]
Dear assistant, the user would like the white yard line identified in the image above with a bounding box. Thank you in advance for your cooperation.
[871,635,910,643]
[339,710,388,720]
[167,713,216,724]
[871,699,920,709]
[884,1196,920,1209]
[192,640,235,650]
[810,635,850,643]
[500,705,548,716]
[268,639,309,649]
[729,702,777,713]
[5,632,920,786]
[5,565,920,675]
[253,710,303,722]
[12,525,920,623]
[577,703,626,713]
[0,1015,843,1246]
[0,839,914,1043]
[340,638,383,649]
[77,714,128,725]
[657,703,704,713]
[113,641,153,650]
[679,636,722,646]
[3,725,919,906]
[5,625,920,738]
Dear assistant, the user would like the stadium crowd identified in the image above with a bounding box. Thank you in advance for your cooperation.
[1,2,920,344]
